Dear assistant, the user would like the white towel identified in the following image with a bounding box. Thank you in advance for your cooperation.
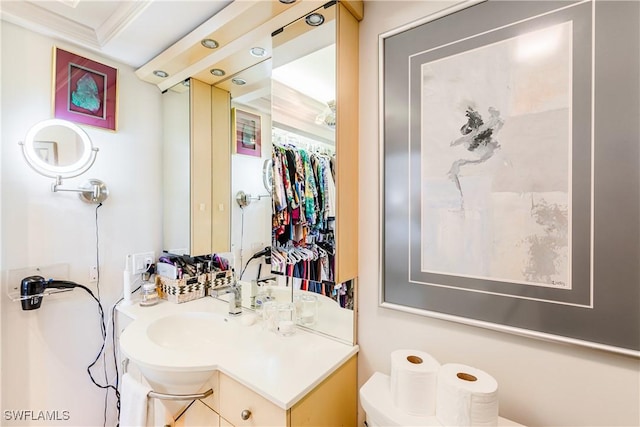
[120,373,152,427]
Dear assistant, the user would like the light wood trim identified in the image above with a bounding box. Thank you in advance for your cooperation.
[335,3,360,283]
[211,86,231,252]
[341,0,364,21]
[190,78,213,256]
[202,370,221,414]
[138,0,328,91]
[289,355,358,427]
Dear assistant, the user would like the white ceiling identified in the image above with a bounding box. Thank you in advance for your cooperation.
[0,0,233,68]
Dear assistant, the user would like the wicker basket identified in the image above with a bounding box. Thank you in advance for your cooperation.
[156,274,207,304]
[207,269,233,295]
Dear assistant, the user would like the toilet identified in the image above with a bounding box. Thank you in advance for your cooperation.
[359,372,442,427]
[361,372,522,427]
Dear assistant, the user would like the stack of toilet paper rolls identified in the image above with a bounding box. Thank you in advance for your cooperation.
[390,349,499,426]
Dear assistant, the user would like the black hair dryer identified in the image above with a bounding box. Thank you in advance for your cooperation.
[19,275,76,310]
[20,276,47,310]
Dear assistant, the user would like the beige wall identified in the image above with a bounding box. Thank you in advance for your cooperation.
[1,21,163,426]
[357,2,640,426]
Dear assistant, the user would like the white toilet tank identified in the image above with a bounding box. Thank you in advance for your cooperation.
[360,372,442,427]
[360,372,525,427]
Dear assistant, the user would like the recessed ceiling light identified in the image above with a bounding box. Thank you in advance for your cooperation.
[210,68,225,77]
[305,13,325,26]
[153,70,169,78]
[250,47,267,57]
[279,0,296,3]
[201,39,219,49]
[232,78,247,86]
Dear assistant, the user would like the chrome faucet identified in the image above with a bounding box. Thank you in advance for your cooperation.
[228,278,242,316]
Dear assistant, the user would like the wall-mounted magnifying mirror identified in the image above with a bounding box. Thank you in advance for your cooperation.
[262,158,273,193]
[22,119,95,178]
[19,118,108,204]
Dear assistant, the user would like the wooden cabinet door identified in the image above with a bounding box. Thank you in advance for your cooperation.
[289,355,357,427]
[219,374,287,427]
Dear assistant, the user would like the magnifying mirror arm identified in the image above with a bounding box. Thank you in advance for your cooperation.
[51,176,109,204]
[235,190,271,208]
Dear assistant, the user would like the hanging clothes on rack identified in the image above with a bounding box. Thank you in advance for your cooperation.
[271,139,351,306]
[272,143,336,246]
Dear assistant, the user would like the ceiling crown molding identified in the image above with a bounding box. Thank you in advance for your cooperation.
[0,1,99,49]
[95,1,152,46]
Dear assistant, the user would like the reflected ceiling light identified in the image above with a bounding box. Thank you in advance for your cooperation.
[250,47,267,57]
[279,0,296,3]
[305,13,324,26]
[153,70,169,78]
[210,68,226,76]
[232,78,247,86]
[201,38,219,49]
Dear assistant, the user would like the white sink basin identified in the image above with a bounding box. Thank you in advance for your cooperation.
[119,309,233,400]
[146,311,227,350]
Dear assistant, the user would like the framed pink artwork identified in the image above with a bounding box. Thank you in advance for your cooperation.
[232,108,261,157]
[53,47,118,131]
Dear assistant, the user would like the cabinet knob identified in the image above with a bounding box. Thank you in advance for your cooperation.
[241,409,252,420]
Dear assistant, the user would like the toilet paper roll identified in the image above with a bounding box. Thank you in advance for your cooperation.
[436,363,499,427]
[390,349,440,416]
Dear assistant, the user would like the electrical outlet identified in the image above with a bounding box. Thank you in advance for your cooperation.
[89,266,98,283]
[132,252,155,274]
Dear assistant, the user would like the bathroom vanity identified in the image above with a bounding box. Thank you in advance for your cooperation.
[117,296,358,426]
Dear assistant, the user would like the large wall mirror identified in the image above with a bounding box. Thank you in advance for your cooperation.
[157,1,358,345]
[271,4,355,343]
[161,81,190,255]
[211,2,353,344]
[161,78,230,257]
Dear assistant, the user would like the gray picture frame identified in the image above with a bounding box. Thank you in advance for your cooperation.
[379,0,639,357]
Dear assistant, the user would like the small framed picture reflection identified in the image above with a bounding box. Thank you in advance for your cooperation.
[232,108,261,157]
[34,141,58,165]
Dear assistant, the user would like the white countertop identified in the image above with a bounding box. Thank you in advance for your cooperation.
[237,283,354,344]
[117,297,359,410]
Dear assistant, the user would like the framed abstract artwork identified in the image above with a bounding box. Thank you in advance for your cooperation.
[380,0,639,356]
[53,47,118,131]
[232,108,262,157]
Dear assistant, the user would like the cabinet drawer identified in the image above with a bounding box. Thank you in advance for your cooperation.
[219,373,287,427]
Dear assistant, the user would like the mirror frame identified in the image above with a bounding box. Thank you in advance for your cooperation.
[21,118,96,179]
